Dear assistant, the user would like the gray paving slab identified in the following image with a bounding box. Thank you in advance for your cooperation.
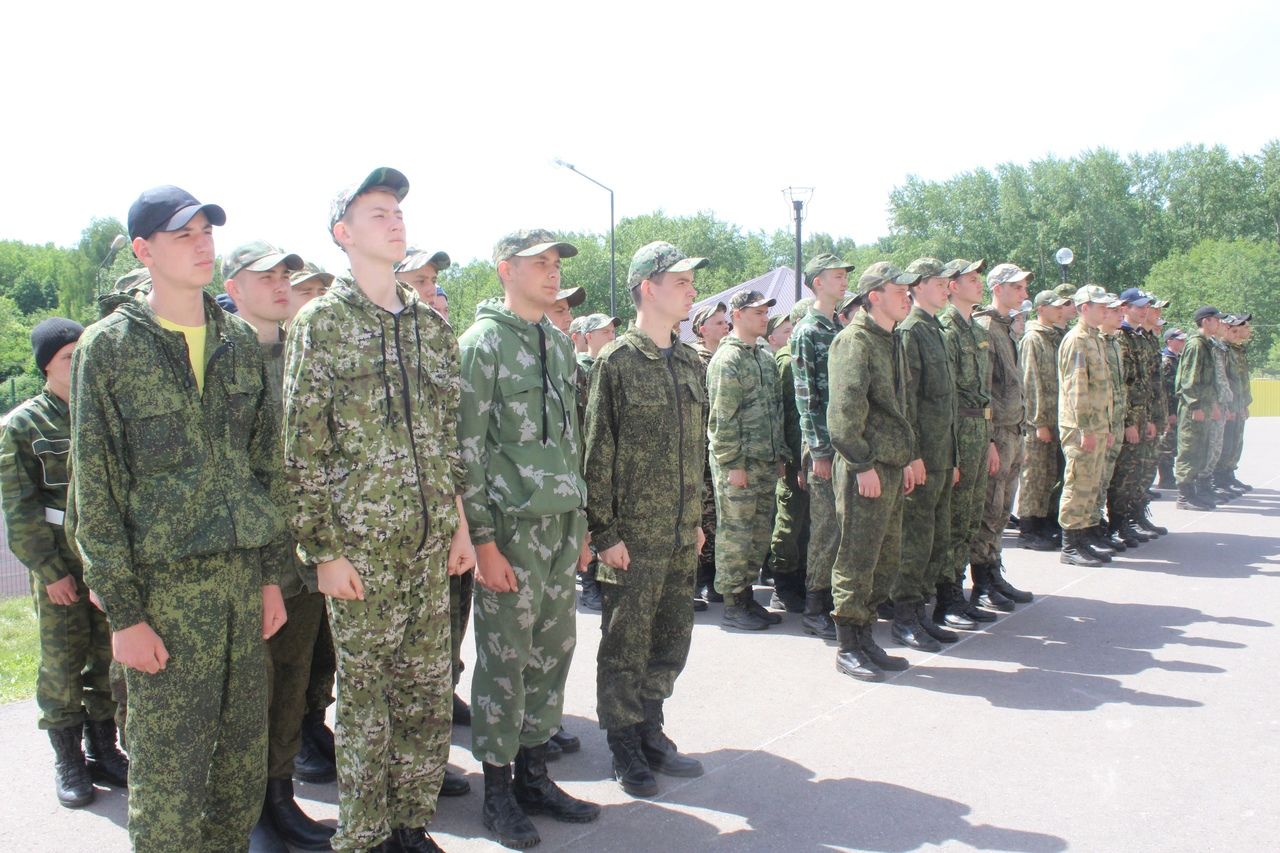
[2,419,1277,852]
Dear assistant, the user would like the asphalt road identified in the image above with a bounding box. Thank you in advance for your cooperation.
[2,418,1276,852]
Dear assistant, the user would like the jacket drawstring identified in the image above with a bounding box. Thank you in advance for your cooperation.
[377,314,393,425]
[536,323,550,444]
[412,309,424,396]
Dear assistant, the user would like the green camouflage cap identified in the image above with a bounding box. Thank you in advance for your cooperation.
[222,240,304,280]
[329,167,410,238]
[803,252,856,279]
[113,267,151,293]
[568,316,589,335]
[581,313,621,333]
[988,262,1034,286]
[789,297,815,324]
[1073,284,1119,306]
[396,248,451,273]
[940,258,987,277]
[290,261,335,288]
[836,291,861,315]
[1033,289,1070,309]
[493,228,579,263]
[856,261,911,297]
[691,301,726,333]
[904,257,952,281]
[627,241,709,288]
[766,313,791,337]
[1054,282,1077,300]
[728,289,776,312]
[555,286,586,308]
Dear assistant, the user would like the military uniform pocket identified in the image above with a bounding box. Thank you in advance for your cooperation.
[119,394,199,474]
[31,437,70,487]
[224,369,263,448]
[497,373,545,445]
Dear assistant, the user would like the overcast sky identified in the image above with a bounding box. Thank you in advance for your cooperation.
[4,0,1278,274]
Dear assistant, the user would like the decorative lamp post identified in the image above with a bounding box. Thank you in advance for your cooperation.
[782,187,814,301]
[554,159,616,316]
[1055,246,1074,284]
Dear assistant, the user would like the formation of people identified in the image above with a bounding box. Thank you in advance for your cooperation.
[0,165,1256,853]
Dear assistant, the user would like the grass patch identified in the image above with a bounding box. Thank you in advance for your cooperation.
[0,594,38,704]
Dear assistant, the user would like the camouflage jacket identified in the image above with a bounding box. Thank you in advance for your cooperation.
[1143,331,1169,423]
[285,278,465,566]
[457,300,586,546]
[574,351,594,426]
[71,291,287,632]
[977,312,1023,430]
[583,327,706,578]
[939,303,991,411]
[707,334,787,470]
[777,343,803,480]
[0,388,79,586]
[691,340,715,369]
[1160,350,1180,416]
[899,306,957,472]
[790,306,838,459]
[1105,334,1126,431]
[1229,343,1252,412]
[1020,319,1059,430]
[1057,323,1113,434]
[827,311,914,472]
[1119,324,1153,429]
[260,327,315,597]
[1210,338,1234,409]
[1176,330,1218,412]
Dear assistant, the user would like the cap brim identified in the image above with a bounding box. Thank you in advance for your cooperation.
[895,272,923,285]
[397,250,452,273]
[161,202,226,233]
[356,167,410,202]
[666,257,710,274]
[291,271,335,287]
[739,298,777,309]
[995,270,1033,284]
[518,241,579,259]
[243,252,304,274]
[556,287,587,308]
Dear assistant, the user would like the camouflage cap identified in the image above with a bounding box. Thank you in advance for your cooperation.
[1073,284,1118,307]
[1162,327,1188,341]
[581,313,621,333]
[836,291,861,316]
[1014,299,1034,316]
[766,313,791,337]
[940,258,987,277]
[627,241,709,288]
[568,316,589,335]
[221,241,304,280]
[856,261,912,297]
[329,167,410,235]
[988,263,1034,286]
[789,297,815,324]
[113,267,151,293]
[493,229,579,264]
[904,257,952,281]
[396,248,451,273]
[691,301,727,333]
[1033,289,1069,309]
[1151,296,1171,309]
[803,252,856,279]
[290,261,335,288]
[555,286,586,308]
[1054,282,1078,300]
[728,289,776,312]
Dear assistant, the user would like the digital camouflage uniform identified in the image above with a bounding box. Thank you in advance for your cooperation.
[1174,329,1218,485]
[706,334,786,597]
[895,305,957,602]
[973,311,1024,566]
[285,278,460,851]
[827,310,914,625]
[1158,345,1181,482]
[1204,337,1234,474]
[791,305,840,594]
[1057,322,1114,530]
[1018,318,1062,518]
[458,300,588,766]
[691,340,718,588]
[768,337,809,579]
[1217,341,1251,479]
[71,291,287,853]
[939,302,992,583]
[1107,324,1154,522]
[584,327,706,730]
[1093,333,1127,525]
[1,389,115,732]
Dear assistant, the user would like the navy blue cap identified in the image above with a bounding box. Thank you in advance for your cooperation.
[1118,287,1151,306]
[214,292,238,314]
[128,185,226,240]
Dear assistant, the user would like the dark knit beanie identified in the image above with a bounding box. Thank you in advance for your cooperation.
[31,318,85,372]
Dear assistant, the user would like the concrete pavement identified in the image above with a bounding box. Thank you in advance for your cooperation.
[2,418,1277,851]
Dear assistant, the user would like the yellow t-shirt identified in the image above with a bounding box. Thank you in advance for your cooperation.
[157,317,207,393]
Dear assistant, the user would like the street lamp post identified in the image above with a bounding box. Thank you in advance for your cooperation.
[96,234,128,295]
[554,159,616,317]
[1054,246,1075,284]
[782,187,814,301]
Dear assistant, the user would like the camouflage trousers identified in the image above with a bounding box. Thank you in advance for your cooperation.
[1174,410,1212,485]
[1158,417,1178,479]
[450,570,475,687]
[972,424,1023,566]
[1018,431,1062,519]
[1217,416,1246,474]
[1205,417,1227,473]
[1058,429,1107,530]
[266,590,326,779]
[947,416,991,582]
[804,460,838,593]
[596,543,697,730]
[832,459,903,625]
[1092,428,1123,524]
[697,462,717,588]
[124,549,266,853]
[31,569,114,731]
[1107,437,1150,520]
[711,458,778,596]
[472,510,587,767]
[328,546,451,851]
[307,608,336,714]
[768,467,809,580]
[893,464,953,603]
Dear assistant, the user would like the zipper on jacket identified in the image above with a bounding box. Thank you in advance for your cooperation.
[208,338,239,546]
[667,354,686,549]
[392,312,432,556]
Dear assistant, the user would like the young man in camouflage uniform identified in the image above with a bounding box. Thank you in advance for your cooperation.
[546,285,585,335]
[586,241,709,798]
[397,248,452,305]
[827,263,917,680]
[1216,316,1253,493]
[972,264,1035,609]
[1173,307,1223,510]
[1086,298,1130,558]
[71,186,289,852]
[573,313,619,615]
[791,254,856,640]
[457,229,599,849]
[2,318,128,810]
[1017,290,1070,551]
[1204,316,1238,503]
[285,168,475,853]
[1134,297,1172,538]
[1107,289,1162,546]
[707,290,788,631]
[690,301,728,606]
[891,259,961,651]
[768,299,815,614]
[1157,327,1187,489]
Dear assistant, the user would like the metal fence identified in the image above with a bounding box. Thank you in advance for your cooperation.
[0,524,31,599]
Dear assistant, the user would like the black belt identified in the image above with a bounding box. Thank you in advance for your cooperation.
[958,407,992,420]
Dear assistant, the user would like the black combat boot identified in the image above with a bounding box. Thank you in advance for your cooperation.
[1107,517,1139,548]
[720,592,769,631]
[265,777,336,850]
[250,807,289,853]
[858,623,908,671]
[1177,482,1214,511]
[1156,460,1176,489]
[481,762,540,850]
[48,725,94,808]
[768,571,806,613]
[512,744,600,824]
[969,564,1014,612]
[932,583,977,630]
[1018,516,1057,551]
[743,590,782,625]
[578,568,603,612]
[1228,473,1253,493]
[1211,473,1237,502]
[391,827,444,852]
[890,601,942,651]
[440,768,471,797]
[1197,476,1224,505]
[1085,525,1116,559]
[549,727,580,754]
[638,700,704,778]
[606,727,659,797]
[801,590,836,639]
[1043,515,1063,546]
[295,710,337,784]
[834,621,882,682]
[1121,515,1154,543]
[1060,529,1103,567]
[915,600,958,643]
[453,692,472,727]
[84,718,129,787]
[988,562,1033,604]
[1134,505,1167,536]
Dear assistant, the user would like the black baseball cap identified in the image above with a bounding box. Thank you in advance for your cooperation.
[128,185,226,240]
[1193,305,1221,325]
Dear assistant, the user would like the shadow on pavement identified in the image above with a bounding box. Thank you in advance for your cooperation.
[81,783,128,830]
[1103,531,1280,579]
[893,663,1202,711]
